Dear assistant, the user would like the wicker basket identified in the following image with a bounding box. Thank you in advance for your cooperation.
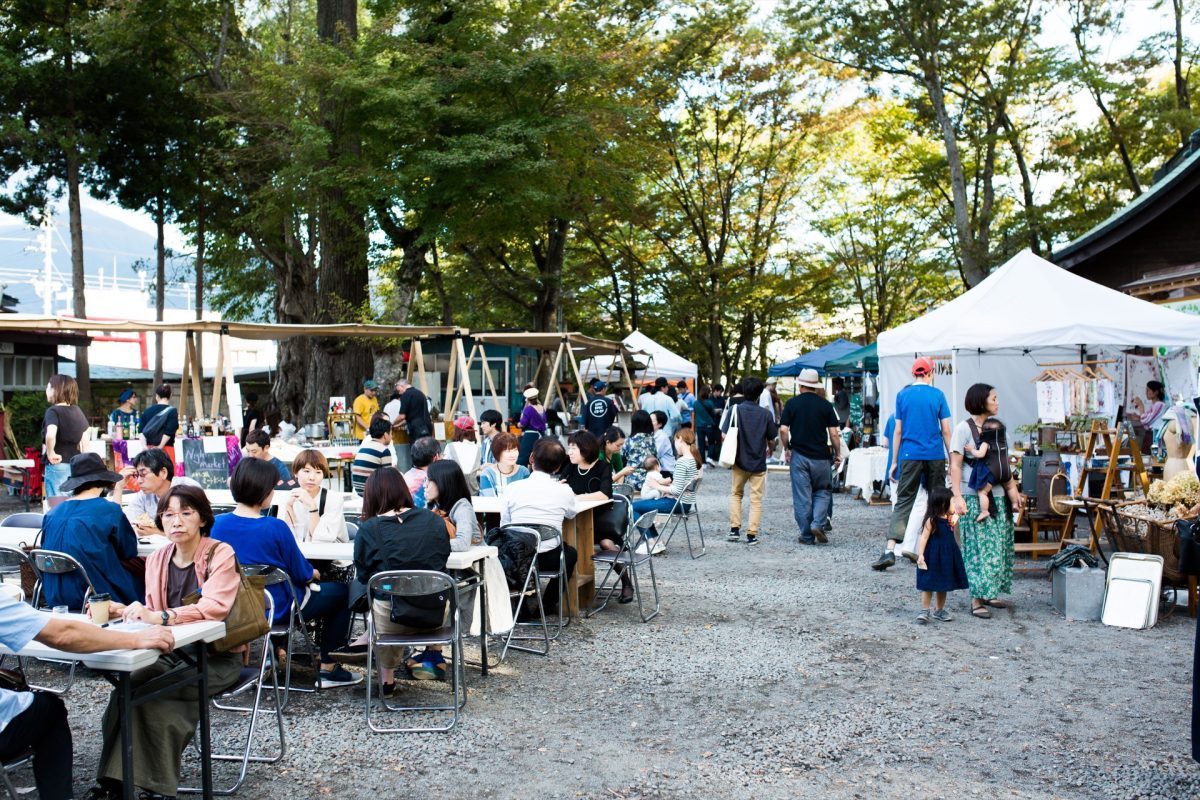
[1099,502,1187,586]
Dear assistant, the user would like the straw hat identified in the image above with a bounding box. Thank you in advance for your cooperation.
[796,368,822,389]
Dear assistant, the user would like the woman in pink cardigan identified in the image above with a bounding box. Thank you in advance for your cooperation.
[84,485,245,800]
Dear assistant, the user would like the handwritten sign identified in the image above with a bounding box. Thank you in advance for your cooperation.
[180,438,229,491]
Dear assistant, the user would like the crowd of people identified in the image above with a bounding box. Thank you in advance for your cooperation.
[21,356,1172,799]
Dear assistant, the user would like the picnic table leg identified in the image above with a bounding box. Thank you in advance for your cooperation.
[479,561,489,677]
[120,675,134,800]
[197,645,213,800]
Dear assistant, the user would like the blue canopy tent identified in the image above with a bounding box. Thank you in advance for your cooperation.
[768,338,861,377]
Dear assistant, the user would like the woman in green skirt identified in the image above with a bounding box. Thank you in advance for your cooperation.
[948,383,1025,619]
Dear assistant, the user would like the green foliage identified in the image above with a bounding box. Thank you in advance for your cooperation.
[4,392,48,451]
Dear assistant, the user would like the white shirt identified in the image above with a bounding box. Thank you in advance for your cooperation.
[123,477,202,526]
[499,471,578,552]
[382,398,402,421]
[281,487,348,543]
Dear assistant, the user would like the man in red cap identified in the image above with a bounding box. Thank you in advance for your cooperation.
[872,356,952,570]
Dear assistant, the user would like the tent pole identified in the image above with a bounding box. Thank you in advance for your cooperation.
[209,331,226,420]
[476,343,502,413]
[618,349,638,404]
[951,350,959,425]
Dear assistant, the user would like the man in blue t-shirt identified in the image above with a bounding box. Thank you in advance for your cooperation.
[872,356,952,571]
[583,381,618,438]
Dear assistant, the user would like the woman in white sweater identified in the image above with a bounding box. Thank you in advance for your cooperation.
[280,450,348,543]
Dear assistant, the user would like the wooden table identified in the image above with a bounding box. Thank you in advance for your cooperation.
[0,616,227,800]
[471,495,610,617]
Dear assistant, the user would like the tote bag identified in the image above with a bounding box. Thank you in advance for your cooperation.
[185,541,269,652]
[718,405,740,469]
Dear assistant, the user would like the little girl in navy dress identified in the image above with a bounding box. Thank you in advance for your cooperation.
[915,487,969,624]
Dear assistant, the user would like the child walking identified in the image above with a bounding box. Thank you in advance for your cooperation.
[915,486,969,624]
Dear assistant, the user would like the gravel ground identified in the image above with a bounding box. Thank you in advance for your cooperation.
[12,468,1200,799]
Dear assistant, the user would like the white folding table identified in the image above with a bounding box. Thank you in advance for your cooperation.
[0,616,227,800]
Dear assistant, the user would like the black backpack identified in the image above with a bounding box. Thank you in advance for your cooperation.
[485,526,538,592]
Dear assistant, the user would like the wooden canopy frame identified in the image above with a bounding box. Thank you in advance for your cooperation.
[0,315,467,421]
[469,331,632,419]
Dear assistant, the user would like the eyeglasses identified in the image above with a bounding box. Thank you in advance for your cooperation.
[161,510,198,523]
[134,470,154,479]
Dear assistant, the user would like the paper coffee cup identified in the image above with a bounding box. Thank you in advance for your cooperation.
[89,593,112,624]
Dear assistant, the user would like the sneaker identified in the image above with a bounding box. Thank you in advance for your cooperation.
[706,457,719,467]
[650,537,666,555]
[634,539,652,555]
[811,525,828,544]
[318,664,363,688]
[746,534,759,546]
[797,536,816,546]
[915,609,930,625]
[932,608,953,622]
[727,530,741,542]
[410,650,447,681]
[870,550,896,571]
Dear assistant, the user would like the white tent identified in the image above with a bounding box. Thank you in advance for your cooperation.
[580,330,699,382]
[878,249,1200,431]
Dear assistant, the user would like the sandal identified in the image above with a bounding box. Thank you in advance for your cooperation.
[971,604,992,619]
[983,599,1009,609]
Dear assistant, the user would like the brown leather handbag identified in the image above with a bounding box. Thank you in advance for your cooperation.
[183,541,269,652]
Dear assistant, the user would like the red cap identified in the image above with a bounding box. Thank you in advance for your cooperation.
[912,356,934,377]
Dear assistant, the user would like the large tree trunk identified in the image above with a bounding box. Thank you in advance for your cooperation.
[154,194,166,387]
[313,0,373,418]
[66,148,89,410]
[63,31,89,411]
[194,201,205,367]
[1174,0,1191,144]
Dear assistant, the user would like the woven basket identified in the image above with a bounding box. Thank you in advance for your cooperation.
[1099,502,1187,586]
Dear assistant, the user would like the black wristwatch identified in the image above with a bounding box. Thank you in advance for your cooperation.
[161,611,170,626]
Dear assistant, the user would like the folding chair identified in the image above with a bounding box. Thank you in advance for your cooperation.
[589,504,661,622]
[345,522,359,540]
[365,570,465,733]
[0,546,31,590]
[26,549,95,694]
[612,483,634,499]
[487,525,551,660]
[657,475,706,559]
[179,590,286,796]
[1,750,33,800]
[244,565,321,710]
[28,549,95,612]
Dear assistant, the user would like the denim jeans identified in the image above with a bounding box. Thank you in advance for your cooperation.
[43,461,72,497]
[632,496,689,537]
[790,454,832,540]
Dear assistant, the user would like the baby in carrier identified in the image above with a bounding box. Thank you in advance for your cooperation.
[966,417,1011,522]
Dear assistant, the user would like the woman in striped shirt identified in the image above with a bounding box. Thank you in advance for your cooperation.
[631,428,701,550]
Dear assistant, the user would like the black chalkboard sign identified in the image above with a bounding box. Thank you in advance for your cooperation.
[180,438,229,490]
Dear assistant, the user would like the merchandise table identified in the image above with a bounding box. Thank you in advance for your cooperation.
[844,446,889,499]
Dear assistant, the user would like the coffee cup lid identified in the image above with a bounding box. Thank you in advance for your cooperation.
[89,592,111,602]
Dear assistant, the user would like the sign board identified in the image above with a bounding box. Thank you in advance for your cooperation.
[180,437,229,490]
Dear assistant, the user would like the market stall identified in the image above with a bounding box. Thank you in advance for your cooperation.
[876,250,1200,433]
[768,338,860,378]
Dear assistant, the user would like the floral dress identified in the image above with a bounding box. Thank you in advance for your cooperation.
[622,433,658,491]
